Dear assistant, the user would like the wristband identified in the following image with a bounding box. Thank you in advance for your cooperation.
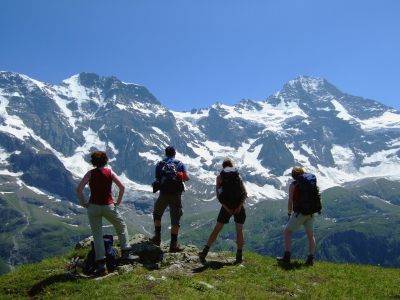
[288,213,292,216]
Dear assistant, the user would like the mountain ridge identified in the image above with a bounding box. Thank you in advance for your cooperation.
[1,70,400,201]
[1,70,400,203]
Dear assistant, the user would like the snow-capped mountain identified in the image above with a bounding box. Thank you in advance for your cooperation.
[1,71,400,208]
[1,71,400,271]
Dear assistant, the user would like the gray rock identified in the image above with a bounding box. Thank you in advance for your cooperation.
[73,234,237,278]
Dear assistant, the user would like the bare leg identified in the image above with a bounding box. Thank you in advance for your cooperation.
[235,223,244,250]
[283,228,293,252]
[171,224,179,235]
[306,230,316,255]
[206,222,225,247]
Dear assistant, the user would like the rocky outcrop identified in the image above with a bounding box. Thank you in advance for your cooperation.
[73,234,239,279]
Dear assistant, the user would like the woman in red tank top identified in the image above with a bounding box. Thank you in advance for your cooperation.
[88,168,114,205]
[76,151,137,276]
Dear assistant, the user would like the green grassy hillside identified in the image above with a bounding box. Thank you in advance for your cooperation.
[0,187,92,274]
[0,248,398,300]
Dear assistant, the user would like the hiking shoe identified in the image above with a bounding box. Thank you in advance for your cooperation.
[305,255,314,266]
[276,252,291,263]
[235,253,243,264]
[169,242,185,253]
[93,261,108,277]
[198,250,208,260]
[149,235,161,246]
[121,249,139,262]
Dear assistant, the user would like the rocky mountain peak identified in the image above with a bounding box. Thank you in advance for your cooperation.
[0,71,399,206]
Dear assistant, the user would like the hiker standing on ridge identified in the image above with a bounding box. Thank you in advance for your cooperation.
[198,158,248,263]
[149,146,190,252]
[277,166,319,265]
[76,150,137,276]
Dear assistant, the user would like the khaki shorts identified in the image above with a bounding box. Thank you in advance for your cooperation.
[285,213,315,232]
[153,191,183,226]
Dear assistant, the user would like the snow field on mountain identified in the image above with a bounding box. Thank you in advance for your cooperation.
[1,71,400,204]
[332,99,400,132]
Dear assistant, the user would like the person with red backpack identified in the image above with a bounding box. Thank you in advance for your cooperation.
[149,146,190,252]
[198,158,248,263]
[277,166,321,265]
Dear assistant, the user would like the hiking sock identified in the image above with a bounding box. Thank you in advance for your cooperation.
[149,227,162,245]
[171,233,178,243]
[236,249,243,262]
[201,245,210,255]
[199,245,210,259]
[305,254,314,265]
[155,226,161,236]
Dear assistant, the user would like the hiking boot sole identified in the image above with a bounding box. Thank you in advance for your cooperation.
[169,246,185,253]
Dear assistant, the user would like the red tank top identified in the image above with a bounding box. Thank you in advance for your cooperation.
[293,181,301,208]
[89,168,114,205]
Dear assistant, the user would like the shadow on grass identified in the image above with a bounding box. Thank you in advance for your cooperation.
[192,259,238,273]
[276,261,306,270]
[28,274,80,297]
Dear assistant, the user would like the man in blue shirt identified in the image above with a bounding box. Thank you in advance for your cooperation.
[150,146,190,252]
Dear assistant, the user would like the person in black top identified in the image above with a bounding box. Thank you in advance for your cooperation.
[198,158,248,263]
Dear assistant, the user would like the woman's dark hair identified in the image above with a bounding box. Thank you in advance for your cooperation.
[222,158,234,168]
[90,151,108,168]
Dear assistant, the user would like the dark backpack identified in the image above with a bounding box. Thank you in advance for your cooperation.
[159,160,184,193]
[85,235,119,274]
[293,173,322,216]
[218,169,244,209]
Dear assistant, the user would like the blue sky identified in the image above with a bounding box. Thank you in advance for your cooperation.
[1,1,399,112]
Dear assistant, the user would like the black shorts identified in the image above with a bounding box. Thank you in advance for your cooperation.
[217,206,246,224]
